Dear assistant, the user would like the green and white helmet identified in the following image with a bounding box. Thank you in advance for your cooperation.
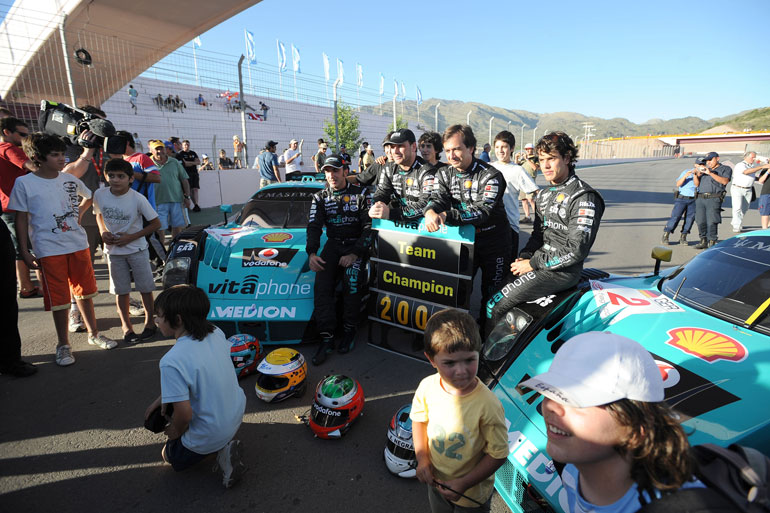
[309,374,365,439]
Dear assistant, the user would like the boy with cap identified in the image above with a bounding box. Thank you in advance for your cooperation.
[693,151,732,249]
[257,141,281,188]
[519,332,703,511]
[306,155,371,365]
[662,157,703,245]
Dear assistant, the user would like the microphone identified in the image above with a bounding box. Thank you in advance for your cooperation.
[87,118,116,137]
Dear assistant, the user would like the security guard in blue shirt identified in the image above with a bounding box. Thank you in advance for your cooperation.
[693,151,732,249]
[662,158,702,245]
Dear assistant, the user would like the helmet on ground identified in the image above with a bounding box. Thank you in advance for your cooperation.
[254,348,307,403]
[384,404,416,478]
[309,374,364,439]
[228,334,260,379]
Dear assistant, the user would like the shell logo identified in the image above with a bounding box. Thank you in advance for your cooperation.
[343,195,350,203]
[261,232,293,243]
[665,327,747,363]
[556,193,566,203]
[406,178,413,186]
[464,180,473,189]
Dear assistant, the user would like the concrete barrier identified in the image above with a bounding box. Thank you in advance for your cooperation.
[197,168,261,208]
[576,156,675,168]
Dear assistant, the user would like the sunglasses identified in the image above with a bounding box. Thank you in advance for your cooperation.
[16,130,29,137]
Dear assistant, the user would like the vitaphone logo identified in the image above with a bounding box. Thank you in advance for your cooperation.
[207,276,311,299]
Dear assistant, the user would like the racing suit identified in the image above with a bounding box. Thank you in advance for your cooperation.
[372,155,435,221]
[306,183,372,336]
[486,173,604,329]
[425,159,512,319]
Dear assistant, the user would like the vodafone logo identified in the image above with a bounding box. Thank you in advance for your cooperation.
[258,248,278,260]
[655,360,680,389]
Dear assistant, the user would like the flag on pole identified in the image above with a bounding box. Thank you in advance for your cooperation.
[379,73,384,95]
[277,40,287,72]
[400,81,406,100]
[336,58,344,85]
[244,30,256,64]
[322,53,330,81]
[193,36,202,47]
[356,63,363,88]
[393,79,398,96]
[292,44,300,72]
[416,86,422,105]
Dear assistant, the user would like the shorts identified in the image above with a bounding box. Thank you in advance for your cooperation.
[164,437,208,472]
[156,202,187,230]
[260,178,278,189]
[107,248,155,295]
[39,248,97,311]
[518,190,534,201]
[186,169,200,189]
[427,485,491,513]
[759,194,770,216]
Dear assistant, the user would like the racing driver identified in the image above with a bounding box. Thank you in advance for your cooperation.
[306,155,372,365]
[424,124,511,328]
[486,131,604,332]
[369,129,436,221]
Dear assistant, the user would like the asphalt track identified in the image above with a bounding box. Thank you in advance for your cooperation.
[1,157,762,513]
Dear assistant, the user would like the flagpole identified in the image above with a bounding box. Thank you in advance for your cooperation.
[276,41,283,99]
[248,63,253,95]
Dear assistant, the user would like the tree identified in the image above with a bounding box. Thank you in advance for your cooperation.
[323,103,361,154]
[388,115,408,132]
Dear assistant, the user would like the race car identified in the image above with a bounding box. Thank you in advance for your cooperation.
[483,230,770,513]
[162,180,326,344]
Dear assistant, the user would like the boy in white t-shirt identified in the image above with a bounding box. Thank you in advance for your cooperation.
[94,159,161,344]
[9,133,117,367]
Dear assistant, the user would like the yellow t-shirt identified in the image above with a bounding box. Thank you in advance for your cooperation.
[411,373,509,507]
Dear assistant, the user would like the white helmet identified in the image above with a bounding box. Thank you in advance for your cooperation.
[384,404,416,478]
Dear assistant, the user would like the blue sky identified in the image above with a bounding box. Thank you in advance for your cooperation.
[189,0,768,123]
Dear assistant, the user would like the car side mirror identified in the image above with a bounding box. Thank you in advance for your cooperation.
[651,245,672,275]
[220,204,232,224]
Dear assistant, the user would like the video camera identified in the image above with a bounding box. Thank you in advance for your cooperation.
[38,100,127,154]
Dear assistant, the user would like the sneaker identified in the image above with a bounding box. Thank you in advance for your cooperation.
[216,440,246,488]
[679,234,688,245]
[128,298,145,317]
[68,309,85,333]
[661,232,670,245]
[56,345,75,366]
[88,333,118,350]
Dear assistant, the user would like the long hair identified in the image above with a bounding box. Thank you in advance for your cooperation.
[606,399,695,495]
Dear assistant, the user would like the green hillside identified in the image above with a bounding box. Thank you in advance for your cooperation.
[708,107,770,131]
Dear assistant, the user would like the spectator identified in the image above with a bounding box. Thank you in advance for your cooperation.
[357,141,369,172]
[490,130,538,259]
[662,158,701,245]
[10,133,117,366]
[283,139,303,179]
[153,94,163,110]
[693,151,732,249]
[176,140,201,212]
[218,150,234,170]
[518,143,539,224]
[144,285,247,488]
[128,84,138,114]
[93,158,160,343]
[133,133,144,153]
[519,332,703,511]
[348,132,395,186]
[232,135,245,168]
[200,154,214,171]
[0,117,40,298]
[339,144,352,167]
[165,94,175,112]
[411,308,508,512]
[479,143,491,163]
[731,151,770,233]
[168,137,182,159]
[418,131,444,168]
[174,95,186,112]
[257,140,281,188]
[313,139,328,174]
[362,147,375,171]
[259,101,269,121]
[195,94,208,108]
[758,165,770,229]
[149,140,192,244]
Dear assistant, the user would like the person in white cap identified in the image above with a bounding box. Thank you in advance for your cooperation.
[519,332,703,512]
[283,139,303,179]
[518,143,539,223]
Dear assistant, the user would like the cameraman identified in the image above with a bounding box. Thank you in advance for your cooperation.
[693,151,732,249]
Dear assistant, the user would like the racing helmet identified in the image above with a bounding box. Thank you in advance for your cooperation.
[309,374,365,439]
[228,334,260,379]
[384,404,416,478]
[254,348,307,403]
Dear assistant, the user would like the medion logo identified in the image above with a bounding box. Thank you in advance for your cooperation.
[212,305,297,319]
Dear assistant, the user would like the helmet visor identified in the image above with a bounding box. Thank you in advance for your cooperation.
[257,374,289,392]
[311,403,350,427]
[386,438,415,460]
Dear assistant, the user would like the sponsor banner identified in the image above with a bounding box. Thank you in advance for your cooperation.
[372,218,475,244]
[590,280,684,324]
[376,261,470,308]
[241,247,298,268]
[376,230,470,275]
[206,276,312,299]
[208,301,306,320]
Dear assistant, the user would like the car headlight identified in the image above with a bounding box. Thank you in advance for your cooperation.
[162,257,191,288]
[482,308,533,362]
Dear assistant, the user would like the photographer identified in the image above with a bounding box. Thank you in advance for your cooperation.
[693,151,732,249]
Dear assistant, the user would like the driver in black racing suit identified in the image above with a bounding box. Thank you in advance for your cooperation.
[369,129,435,221]
[424,125,511,330]
[306,155,372,365]
[486,131,604,332]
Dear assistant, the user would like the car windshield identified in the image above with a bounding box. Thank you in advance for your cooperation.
[660,235,770,335]
[235,188,317,229]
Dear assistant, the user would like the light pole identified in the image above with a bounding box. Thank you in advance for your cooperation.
[434,102,440,132]
[521,124,527,154]
[467,110,472,125]
[533,126,538,147]
[488,116,495,146]
[507,120,511,132]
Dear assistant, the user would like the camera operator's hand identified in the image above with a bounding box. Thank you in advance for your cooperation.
[77,129,99,149]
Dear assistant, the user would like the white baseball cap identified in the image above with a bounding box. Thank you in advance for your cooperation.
[524,143,534,149]
[518,332,664,408]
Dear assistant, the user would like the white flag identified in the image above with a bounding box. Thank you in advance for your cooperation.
[393,79,398,96]
[323,53,330,81]
[193,36,202,47]
[277,40,287,72]
[416,86,422,105]
[379,73,384,95]
[292,44,300,73]
[244,30,256,64]
[401,81,406,100]
[356,63,363,88]
[336,58,344,85]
